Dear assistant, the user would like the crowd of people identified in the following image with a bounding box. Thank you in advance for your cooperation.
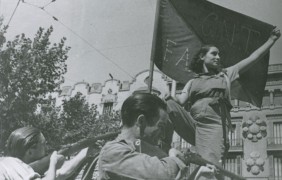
[0,27,280,179]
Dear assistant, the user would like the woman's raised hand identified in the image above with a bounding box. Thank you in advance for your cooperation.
[270,28,281,42]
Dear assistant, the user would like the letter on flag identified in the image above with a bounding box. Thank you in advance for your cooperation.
[153,0,274,107]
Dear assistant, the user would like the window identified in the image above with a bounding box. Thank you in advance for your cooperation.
[273,122,282,144]
[273,155,282,180]
[224,155,242,179]
[273,90,282,106]
[181,139,192,149]
[103,102,113,115]
[229,124,238,146]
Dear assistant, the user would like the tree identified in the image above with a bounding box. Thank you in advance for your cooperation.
[0,18,120,153]
[60,92,120,145]
[89,110,121,137]
[0,17,70,150]
[60,92,98,144]
[31,96,65,150]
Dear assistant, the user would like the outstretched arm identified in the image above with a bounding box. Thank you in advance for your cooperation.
[236,28,280,74]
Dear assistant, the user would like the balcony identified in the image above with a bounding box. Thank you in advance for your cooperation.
[267,137,282,151]
[268,64,282,74]
[229,139,243,152]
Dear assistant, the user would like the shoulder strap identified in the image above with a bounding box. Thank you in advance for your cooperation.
[223,73,231,103]
[185,79,194,110]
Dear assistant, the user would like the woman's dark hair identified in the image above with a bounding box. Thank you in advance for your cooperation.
[190,44,215,74]
[121,93,166,127]
[6,127,42,159]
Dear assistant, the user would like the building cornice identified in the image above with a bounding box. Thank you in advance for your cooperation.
[268,63,282,74]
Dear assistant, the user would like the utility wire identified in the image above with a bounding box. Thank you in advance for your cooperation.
[22,1,135,79]
[6,0,21,27]
[43,9,135,79]
[22,0,41,9]
[42,0,56,9]
[100,42,151,51]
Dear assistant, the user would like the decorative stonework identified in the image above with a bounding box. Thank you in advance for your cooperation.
[245,151,265,175]
[101,93,118,103]
[90,83,102,93]
[242,115,267,142]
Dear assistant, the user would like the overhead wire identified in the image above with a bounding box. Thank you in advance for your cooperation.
[6,0,21,27]
[22,1,135,79]
[99,42,151,51]
[21,0,41,9]
[42,0,56,9]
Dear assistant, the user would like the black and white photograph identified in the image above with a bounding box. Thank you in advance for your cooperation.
[0,0,281,179]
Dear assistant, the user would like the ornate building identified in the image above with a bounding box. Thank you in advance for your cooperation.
[227,64,282,180]
[57,64,282,180]
[57,69,169,114]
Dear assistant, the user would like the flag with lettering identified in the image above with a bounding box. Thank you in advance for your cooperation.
[153,0,274,107]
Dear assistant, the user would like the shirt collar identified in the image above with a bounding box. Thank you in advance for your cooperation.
[195,69,227,78]
[115,134,137,151]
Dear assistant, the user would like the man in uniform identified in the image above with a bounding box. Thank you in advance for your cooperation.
[98,93,215,180]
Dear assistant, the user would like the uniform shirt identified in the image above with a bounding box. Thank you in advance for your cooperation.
[98,135,187,180]
[182,64,240,106]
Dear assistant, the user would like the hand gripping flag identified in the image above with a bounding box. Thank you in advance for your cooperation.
[153,0,274,107]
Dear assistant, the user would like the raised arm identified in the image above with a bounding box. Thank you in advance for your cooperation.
[236,28,280,74]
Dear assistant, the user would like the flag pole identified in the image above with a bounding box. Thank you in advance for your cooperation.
[148,0,161,93]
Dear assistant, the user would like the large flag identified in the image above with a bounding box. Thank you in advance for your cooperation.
[153,0,274,107]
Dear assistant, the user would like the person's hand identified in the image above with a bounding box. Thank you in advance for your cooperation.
[195,164,216,180]
[270,28,281,42]
[25,173,41,180]
[56,147,89,179]
[169,148,187,163]
[50,151,65,169]
[169,148,182,157]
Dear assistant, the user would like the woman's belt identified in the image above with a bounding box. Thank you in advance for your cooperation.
[209,97,232,160]
[208,97,232,129]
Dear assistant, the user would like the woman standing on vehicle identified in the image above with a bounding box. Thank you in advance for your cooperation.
[166,28,280,168]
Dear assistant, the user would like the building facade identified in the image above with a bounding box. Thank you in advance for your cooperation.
[57,64,282,180]
[56,69,170,114]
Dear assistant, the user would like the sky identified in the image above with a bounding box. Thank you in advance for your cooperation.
[0,0,281,86]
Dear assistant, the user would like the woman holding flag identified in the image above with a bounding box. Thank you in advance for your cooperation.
[166,28,280,172]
